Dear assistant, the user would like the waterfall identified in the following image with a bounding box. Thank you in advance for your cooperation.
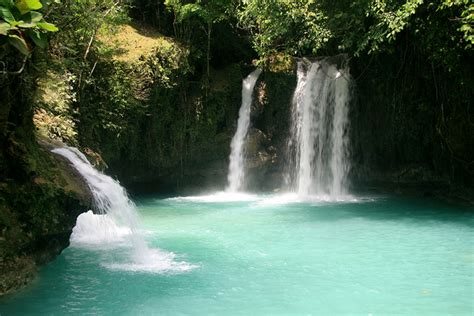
[287,59,351,198]
[52,146,194,272]
[52,147,139,230]
[227,68,262,192]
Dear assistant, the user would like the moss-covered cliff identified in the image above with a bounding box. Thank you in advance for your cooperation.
[0,72,91,296]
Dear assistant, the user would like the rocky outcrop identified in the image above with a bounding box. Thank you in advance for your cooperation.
[0,72,92,296]
[0,139,92,296]
[0,141,92,296]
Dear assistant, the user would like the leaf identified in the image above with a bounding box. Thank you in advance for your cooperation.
[0,0,14,8]
[0,21,11,34]
[0,6,15,22]
[37,21,58,32]
[17,21,34,27]
[15,0,42,15]
[27,28,46,47]
[24,10,42,22]
[8,34,30,55]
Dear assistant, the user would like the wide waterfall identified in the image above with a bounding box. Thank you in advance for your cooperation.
[227,68,262,192]
[287,59,351,198]
[52,146,194,272]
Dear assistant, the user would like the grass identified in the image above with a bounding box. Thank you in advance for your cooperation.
[99,24,176,63]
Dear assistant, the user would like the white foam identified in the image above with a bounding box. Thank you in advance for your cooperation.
[253,193,361,207]
[70,211,199,273]
[104,248,198,273]
[166,191,369,207]
[70,211,132,246]
[167,191,260,203]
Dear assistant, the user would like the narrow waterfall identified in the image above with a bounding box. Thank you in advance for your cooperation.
[227,68,262,192]
[287,59,351,198]
[52,146,194,272]
[52,147,139,231]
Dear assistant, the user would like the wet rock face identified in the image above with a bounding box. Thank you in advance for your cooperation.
[242,71,297,192]
[349,51,474,196]
[0,141,92,296]
[0,75,93,296]
[245,128,273,168]
[244,128,275,191]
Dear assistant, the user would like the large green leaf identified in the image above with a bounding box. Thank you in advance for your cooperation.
[0,6,15,22]
[23,10,41,22]
[27,28,46,48]
[37,21,58,32]
[8,34,30,55]
[0,21,11,34]
[15,0,42,15]
[0,0,14,8]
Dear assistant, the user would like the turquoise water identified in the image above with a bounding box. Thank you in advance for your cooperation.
[1,194,473,315]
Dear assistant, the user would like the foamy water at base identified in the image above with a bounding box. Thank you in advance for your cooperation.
[69,210,196,274]
[70,211,132,246]
[167,191,365,205]
[1,194,473,315]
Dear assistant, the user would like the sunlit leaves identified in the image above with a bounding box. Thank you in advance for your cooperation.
[238,0,472,65]
[238,0,331,59]
[165,0,231,25]
[37,21,58,32]
[27,10,43,23]
[15,0,42,14]
[0,0,58,55]
[0,21,12,34]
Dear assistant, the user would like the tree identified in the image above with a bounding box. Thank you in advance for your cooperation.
[165,0,231,80]
[237,0,473,65]
[0,0,58,73]
[237,0,331,61]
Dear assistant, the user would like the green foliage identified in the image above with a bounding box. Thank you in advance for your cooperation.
[144,40,191,87]
[76,34,190,148]
[46,0,129,60]
[165,0,230,24]
[238,0,330,60]
[439,0,474,48]
[237,0,473,67]
[33,69,78,144]
[357,0,424,54]
[15,0,43,15]
[0,0,57,56]
[164,0,233,77]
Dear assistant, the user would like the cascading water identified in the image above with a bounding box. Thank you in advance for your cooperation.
[287,59,351,198]
[52,146,194,272]
[227,68,262,192]
[52,147,139,233]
